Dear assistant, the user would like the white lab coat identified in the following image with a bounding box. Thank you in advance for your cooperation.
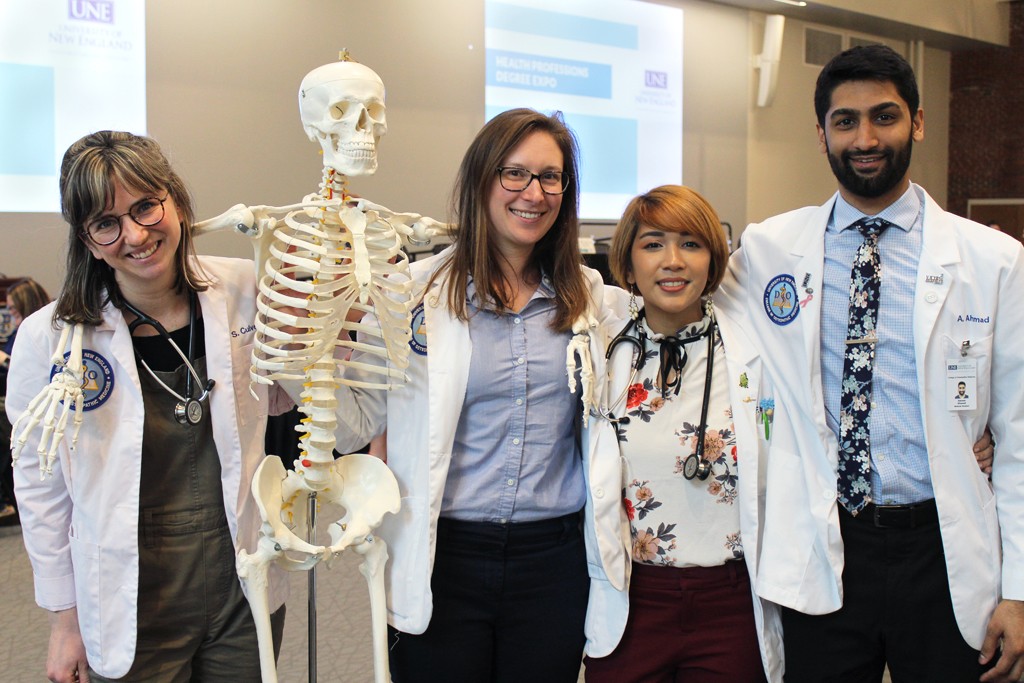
[7,256,291,678]
[582,302,784,681]
[332,248,627,639]
[716,186,1024,649]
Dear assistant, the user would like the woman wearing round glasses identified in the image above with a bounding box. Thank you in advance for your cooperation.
[6,131,291,682]
[329,108,627,682]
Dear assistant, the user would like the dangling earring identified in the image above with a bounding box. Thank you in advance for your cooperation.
[628,285,639,320]
[703,294,715,320]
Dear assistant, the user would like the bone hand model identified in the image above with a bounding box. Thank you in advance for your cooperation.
[194,56,445,683]
[10,322,86,478]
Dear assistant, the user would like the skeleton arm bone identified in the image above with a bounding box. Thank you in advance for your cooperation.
[345,197,449,245]
[193,200,343,281]
[193,200,343,238]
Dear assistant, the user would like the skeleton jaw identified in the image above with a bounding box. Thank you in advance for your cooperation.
[320,135,378,175]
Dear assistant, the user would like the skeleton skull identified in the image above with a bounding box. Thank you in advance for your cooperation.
[299,61,387,176]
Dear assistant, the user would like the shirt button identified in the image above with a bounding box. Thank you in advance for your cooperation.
[507,478,515,486]
[514,317,522,324]
[877,453,885,461]
[512,438,521,445]
[515,398,523,406]
[500,518,507,524]
[517,357,526,365]
[594,488,605,498]
[924,291,938,303]
[871,401,877,409]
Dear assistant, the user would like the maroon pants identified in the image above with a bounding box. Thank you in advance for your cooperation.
[584,560,767,683]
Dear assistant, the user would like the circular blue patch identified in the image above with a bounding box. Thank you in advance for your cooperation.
[48,349,115,411]
[763,274,800,326]
[408,302,427,356]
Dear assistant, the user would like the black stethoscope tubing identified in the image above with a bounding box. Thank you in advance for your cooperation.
[122,291,214,425]
[604,309,717,480]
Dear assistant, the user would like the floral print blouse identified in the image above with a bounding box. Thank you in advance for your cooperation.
[619,314,743,568]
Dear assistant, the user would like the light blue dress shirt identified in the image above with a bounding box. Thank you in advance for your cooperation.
[821,185,934,505]
[440,275,584,523]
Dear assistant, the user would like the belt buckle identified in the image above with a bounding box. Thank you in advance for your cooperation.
[872,504,909,529]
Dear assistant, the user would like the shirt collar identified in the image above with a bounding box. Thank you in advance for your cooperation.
[639,313,713,342]
[831,183,921,234]
[466,271,555,308]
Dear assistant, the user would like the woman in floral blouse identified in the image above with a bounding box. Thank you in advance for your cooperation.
[583,185,782,682]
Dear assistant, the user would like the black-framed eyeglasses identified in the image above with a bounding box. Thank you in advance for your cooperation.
[83,195,169,246]
[496,167,569,195]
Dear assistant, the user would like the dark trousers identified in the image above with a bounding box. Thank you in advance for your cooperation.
[781,504,991,683]
[584,560,767,683]
[0,400,16,510]
[389,512,590,683]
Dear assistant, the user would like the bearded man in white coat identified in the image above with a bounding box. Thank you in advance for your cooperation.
[717,44,1024,683]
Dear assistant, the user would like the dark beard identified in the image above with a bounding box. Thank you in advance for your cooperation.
[827,135,913,199]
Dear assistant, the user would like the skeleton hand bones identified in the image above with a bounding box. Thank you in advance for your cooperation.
[10,323,86,479]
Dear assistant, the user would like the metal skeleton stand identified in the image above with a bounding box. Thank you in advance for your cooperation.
[307,491,318,682]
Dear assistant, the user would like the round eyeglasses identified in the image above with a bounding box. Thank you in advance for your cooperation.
[84,195,169,246]
[496,167,569,195]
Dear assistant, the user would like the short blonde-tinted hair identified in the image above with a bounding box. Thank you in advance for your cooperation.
[609,185,729,296]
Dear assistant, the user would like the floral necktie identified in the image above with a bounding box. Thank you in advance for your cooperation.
[837,217,893,515]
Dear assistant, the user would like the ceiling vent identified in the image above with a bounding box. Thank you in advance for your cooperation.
[804,27,843,66]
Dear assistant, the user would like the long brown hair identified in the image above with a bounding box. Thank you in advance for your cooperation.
[431,109,588,331]
[54,131,209,325]
[6,278,52,319]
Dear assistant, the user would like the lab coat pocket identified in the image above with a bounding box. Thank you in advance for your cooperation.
[68,534,102,656]
[941,333,993,416]
[757,448,816,605]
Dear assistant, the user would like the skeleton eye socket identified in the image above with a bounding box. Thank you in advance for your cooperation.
[330,102,350,121]
[367,104,385,122]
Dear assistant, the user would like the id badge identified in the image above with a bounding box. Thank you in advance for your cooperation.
[946,358,977,411]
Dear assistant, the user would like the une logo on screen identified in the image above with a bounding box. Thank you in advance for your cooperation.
[69,0,114,24]
[644,70,668,89]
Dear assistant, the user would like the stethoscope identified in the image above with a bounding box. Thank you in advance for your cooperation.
[122,291,215,425]
[600,308,717,481]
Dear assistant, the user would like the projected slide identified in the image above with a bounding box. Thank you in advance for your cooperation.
[486,0,683,221]
[0,0,145,213]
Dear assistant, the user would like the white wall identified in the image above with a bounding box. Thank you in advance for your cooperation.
[0,0,956,293]
[0,0,486,294]
[745,15,951,228]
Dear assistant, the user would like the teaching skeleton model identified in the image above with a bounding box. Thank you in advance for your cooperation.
[193,57,448,683]
[10,57,444,683]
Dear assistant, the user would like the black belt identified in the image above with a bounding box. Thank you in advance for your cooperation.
[850,498,938,529]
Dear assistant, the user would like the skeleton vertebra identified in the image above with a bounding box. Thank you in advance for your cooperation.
[193,56,445,683]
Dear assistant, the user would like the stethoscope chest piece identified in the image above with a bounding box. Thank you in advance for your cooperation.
[175,398,204,425]
[682,453,712,481]
[125,291,213,428]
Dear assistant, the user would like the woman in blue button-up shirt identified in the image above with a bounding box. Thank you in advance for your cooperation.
[333,108,624,683]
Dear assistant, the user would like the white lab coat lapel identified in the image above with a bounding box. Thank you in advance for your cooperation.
[786,197,833,431]
[422,278,471,512]
[196,273,244,526]
[914,194,960,374]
